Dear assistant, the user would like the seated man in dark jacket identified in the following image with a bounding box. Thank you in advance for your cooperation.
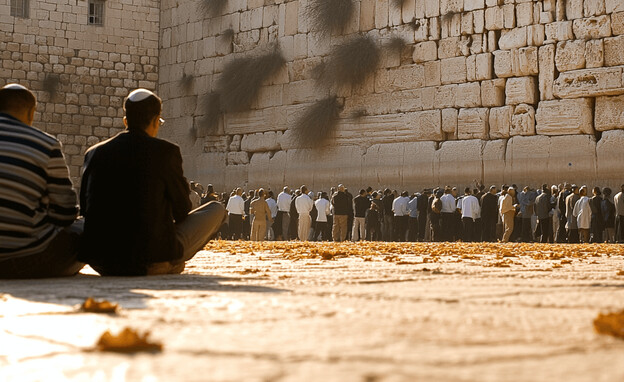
[79,89,225,276]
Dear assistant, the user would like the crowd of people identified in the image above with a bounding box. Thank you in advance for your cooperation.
[189,182,624,245]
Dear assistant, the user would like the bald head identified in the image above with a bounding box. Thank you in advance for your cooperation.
[0,84,36,126]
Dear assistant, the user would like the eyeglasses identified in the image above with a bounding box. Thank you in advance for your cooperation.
[159,117,165,125]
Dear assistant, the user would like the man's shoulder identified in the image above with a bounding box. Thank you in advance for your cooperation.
[0,115,60,146]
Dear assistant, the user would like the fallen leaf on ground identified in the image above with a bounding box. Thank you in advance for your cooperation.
[594,311,624,339]
[80,297,119,314]
[617,270,624,276]
[95,328,162,353]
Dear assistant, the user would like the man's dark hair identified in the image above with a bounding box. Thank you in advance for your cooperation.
[123,93,162,130]
[0,86,36,114]
[464,187,471,194]
[401,191,409,197]
[359,189,366,195]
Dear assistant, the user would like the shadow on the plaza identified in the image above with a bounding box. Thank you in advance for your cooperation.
[0,273,288,310]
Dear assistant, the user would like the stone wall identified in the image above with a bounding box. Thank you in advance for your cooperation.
[158,0,624,192]
[0,0,160,186]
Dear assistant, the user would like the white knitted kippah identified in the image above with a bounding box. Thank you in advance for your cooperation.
[127,88,155,102]
[2,83,28,91]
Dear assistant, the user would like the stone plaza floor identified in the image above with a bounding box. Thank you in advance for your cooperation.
[2,241,624,382]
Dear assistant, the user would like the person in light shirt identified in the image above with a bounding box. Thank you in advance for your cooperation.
[499,186,516,243]
[440,187,457,241]
[276,186,292,240]
[226,188,245,240]
[314,192,331,241]
[295,185,314,241]
[573,186,592,243]
[459,188,480,242]
[392,191,410,242]
[266,190,278,240]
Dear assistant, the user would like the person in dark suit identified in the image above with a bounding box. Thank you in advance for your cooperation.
[480,185,499,242]
[79,89,225,276]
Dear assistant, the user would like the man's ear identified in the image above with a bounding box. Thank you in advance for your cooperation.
[123,116,128,128]
[27,106,36,125]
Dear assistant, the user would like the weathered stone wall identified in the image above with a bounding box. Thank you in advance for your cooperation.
[0,0,160,186]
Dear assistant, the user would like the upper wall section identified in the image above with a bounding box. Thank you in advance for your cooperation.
[0,0,160,184]
[160,0,624,191]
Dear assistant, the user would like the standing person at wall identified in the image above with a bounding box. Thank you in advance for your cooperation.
[430,190,443,242]
[573,186,591,243]
[440,187,456,242]
[499,187,516,243]
[226,188,245,240]
[392,191,410,242]
[565,185,581,243]
[556,183,571,242]
[289,189,300,240]
[371,191,384,241]
[590,187,604,243]
[266,190,278,240]
[276,186,291,240]
[250,189,272,241]
[407,193,420,242]
[314,192,331,241]
[331,184,350,242]
[295,185,314,241]
[481,186,498,242]
[417,190,430,241]
[616,185,624,243]
[243,190,254,240]
[459,188,480,242]
[365,203,381,241]
[0,84,84,279]
[518,186,536,242]
[381,189,394,241]
[602,188,616,243]
[535,185,553,243]
[352,189,370,241]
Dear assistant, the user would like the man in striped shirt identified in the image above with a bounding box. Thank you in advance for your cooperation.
[0,84,83,278]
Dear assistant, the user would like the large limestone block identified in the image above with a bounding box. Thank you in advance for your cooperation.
[413,41,438,62]
[442,108,458,134]
[489,106,513,139]
[465,0,485,12]
[475,53,493,80]
[612,12,624,36]
[512,46,539,76]
[538,44,555,100]
[555,40,586,72]
[434,140,484,187]
[595,95,624,131]
[308,146,365,190]
[434,85,457,108]
[425,0,440,17]
[527,24,546,46]
[225,108,288,135]
[503,4,516,29]
[566,0,584,20]
[499,27,528,50]
[424,61,442,86]
[456,82,482,107]
[402,141,438,188]
[332,113,412,147]
[225,164,249,191]
[363,142,437,189]
[438,37,462,59]
[440,56,467,84]
[483,139,507,185]
[553,67,624,98]
[227,151,250,165]
[458,108,489,139]
[596,130,624,185]
[585,39,605,68]
[485,6,504,31]
[535,98,595,135]
[516,3,534,27]
[505,135,597,186]
[240,131,283,153]
[606,0,624,13]
[604,35,624,66]
[545,21,574,43]
[505,76,538,105]
[584,0,606,17]
[510,104,536,136]
[192,152,226,192]
[441,0,464,15]
[407,110,444,141]
[493,50,513,78]
[572,15,612,39]
[376,64,426,92]
[481,78,506,107]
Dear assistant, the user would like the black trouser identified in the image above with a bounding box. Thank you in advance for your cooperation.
[567,228,579,243]
[462,217,475,242]
[474,218,482,242]
[418,212,427,241]
[482,217,497,242]
[441,213,455,242]
[557,216,567,242]
[394,215,408,242]
[408,217,419,242]
[366,225,379,241]
[315,221,330,241]
[430,214,441,242]
[521,218,533,242]
[229,213,243,240]
[537,217,552,243]
[617,216,624,243]
[590,214,603,243]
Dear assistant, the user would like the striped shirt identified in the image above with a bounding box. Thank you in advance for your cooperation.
[0,113,78,259]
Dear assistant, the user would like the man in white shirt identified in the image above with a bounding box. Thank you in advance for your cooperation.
[407,194,420,242]
[459,188,480,242]
[295,185,314,241]
[266,190,278,240]
[392,191,410,241]
[314,192,331,241]
[573,186,592,243]
[226,188,245,239]
[615,184,624,243]
[276,186,292,240]
[440,187,457,241]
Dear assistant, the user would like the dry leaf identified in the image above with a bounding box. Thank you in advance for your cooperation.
[80,297,119,314]
[617,270,624,276]
[95,328,162,353]
[594,311,624,339]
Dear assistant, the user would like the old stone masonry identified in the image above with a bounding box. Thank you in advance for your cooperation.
[2,0,624,192]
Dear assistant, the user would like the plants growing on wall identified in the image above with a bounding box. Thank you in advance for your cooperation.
[198,0,228,18]
[306,0,355,36]
[294,96,342,147]
[179,73,194,93]
[316,34,380,89]
[42,74,60,99]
